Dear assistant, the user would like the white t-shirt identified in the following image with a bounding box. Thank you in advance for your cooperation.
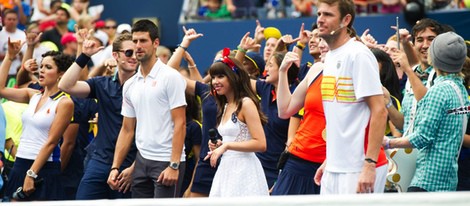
[0,29,26,75]
[321,38,382,173]
[30,0,51,22]
[122,59,187,162]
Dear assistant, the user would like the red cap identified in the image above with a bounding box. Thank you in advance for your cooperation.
[95,20,105,29]
[61,32,77,45]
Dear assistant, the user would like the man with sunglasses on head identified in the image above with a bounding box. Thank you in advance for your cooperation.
[58,32,138,200]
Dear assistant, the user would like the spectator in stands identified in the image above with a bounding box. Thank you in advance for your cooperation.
[383,32,469,192]
[386,18,450,138]
[292,0,315,17]
[382,34,407,97]
[381,0,404,13]
[243,51,265,79]
[40,7,71,51]
[102,18,118,45]
[0,9,26,75]
[68,0,102,30]
[252,21,282,62]
[30,0,53,22]
[11,0,31,31]
[61,32,78,57]
[458,57,470,191]
[156,45,171,64]
[226,0,257,18]
[198,0,232,19]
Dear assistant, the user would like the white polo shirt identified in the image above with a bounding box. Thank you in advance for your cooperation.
[122,59,187,162]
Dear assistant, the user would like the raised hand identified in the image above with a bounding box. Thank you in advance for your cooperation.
[82,29,104,57]
[390,50,412,74]
[239,32,261,52]
[23,59,39,73]
[391,26,412,43]
[74,24,90,45]
[360,29,378,49]
[6,37,24,60]
[254,20,265,44]
[279,52,300,72]
[297,23,310,47]
[25,31,42,47]
[181,26,203,46]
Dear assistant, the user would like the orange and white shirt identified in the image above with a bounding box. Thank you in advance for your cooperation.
[321,38,385,173]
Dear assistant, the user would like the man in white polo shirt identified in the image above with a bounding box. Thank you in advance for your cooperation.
[107,19,187,198]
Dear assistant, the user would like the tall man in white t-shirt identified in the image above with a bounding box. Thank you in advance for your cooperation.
[313,0,388,194]
[107,19,187,198]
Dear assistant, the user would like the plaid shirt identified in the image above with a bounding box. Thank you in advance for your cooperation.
[408,74,470,191]
[401,65,434,134]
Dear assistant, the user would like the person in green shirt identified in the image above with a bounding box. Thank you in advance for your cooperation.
[384,32,469,192]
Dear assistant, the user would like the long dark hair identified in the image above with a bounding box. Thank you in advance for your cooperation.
[208,55,267,126]
[371,48,402,101]
[185,92,201,123]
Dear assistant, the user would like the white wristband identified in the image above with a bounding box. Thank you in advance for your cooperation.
[386,98,393,109]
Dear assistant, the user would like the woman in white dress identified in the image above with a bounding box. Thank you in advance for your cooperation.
[205,48,269,197]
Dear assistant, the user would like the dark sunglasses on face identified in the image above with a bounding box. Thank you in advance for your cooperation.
[115,49,134,57]
[104,26,117,29]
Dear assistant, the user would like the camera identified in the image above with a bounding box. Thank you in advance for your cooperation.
[12,178,43,201]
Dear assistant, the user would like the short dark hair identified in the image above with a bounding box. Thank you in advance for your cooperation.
[42,51,75,73]
[411,18,448,43]
[56,7,70,19]
[318,0,355,29]
[2,9,18,18]
[50,0,62,9]
[132,19,159,41]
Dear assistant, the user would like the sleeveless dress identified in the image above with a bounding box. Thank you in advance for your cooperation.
[209,107,269,197]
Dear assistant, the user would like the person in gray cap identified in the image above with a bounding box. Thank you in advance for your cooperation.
[383,31,469,192]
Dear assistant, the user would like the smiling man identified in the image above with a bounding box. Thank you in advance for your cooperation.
[59,32,138,200]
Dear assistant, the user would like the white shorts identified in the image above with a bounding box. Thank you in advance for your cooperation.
[320,164,388,194]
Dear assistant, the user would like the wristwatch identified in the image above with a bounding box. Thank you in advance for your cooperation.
[169,162,180,170]
[26,169,38,179]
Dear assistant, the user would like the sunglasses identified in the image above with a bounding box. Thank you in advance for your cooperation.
[104,26,117,29]
[115,49,134,57]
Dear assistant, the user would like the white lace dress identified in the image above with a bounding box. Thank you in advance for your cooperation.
[209,111,269,197]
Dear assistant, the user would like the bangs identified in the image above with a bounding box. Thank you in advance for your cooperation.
[209,62,230,77]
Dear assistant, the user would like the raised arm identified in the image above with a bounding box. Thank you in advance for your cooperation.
[277,52,308,118]
[166,26,203,95]
[184,51,203,82]
[251,20,265,53]
[0,38,35,103]
[59,31,104,98]
[390,49,428,101]
[16,31,42,87]
[293,23,310,62]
